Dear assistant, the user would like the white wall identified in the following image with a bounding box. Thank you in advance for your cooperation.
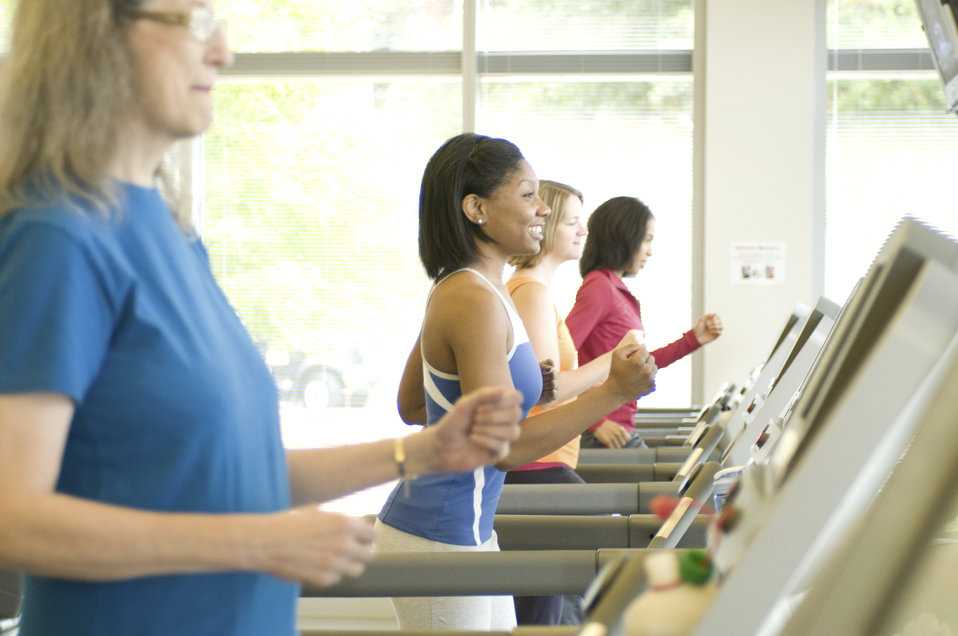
[695,0,827,400]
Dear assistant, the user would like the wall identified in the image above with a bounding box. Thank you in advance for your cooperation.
[696,0,827,400]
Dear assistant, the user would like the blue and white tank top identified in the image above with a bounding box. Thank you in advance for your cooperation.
[378,268,542,546]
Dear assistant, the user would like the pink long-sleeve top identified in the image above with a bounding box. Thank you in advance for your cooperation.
[565,269,700,433]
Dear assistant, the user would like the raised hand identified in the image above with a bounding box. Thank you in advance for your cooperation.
[693,313,723,345]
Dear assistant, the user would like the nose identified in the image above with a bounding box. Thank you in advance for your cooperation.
[206,24,234,69]
[577,220,587,236]
[537,196,551,216]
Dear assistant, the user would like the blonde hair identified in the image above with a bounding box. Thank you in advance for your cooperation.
[0,0,187,227]
[509,180,584,269]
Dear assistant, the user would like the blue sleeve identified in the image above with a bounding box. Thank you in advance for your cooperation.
[0,221,115,401]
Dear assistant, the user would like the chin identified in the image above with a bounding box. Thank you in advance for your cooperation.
[171,118,212,141]
[186,109,215,135]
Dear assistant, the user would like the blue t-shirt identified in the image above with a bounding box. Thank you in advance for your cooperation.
[0,184,296,635]
[378,269,542,546]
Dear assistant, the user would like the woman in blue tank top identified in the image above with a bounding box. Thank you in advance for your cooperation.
[376,133,659,630]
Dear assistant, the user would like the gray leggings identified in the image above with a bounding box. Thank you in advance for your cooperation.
[373,519,517,630]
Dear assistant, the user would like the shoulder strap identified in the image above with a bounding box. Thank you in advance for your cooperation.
[426,267,522,359]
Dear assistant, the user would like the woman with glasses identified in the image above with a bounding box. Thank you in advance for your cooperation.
[0,2,523,635]
[379,135,657,630]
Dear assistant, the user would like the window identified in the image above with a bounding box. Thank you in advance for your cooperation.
[475,0,695,409]
[0,1,695,514]
[0,0,12,54]
[478,0,693,51]
[210,2,471,514]
[826,0,958,304]
[203,77,460,444]
[206,1,694,513]
[225,0,462,52]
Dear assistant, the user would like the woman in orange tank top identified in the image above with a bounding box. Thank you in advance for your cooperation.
[504,180,645,625]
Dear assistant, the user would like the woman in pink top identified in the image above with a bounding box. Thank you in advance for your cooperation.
[566,196,723,449]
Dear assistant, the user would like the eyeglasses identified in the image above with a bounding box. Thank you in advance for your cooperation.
[127,6,227,43]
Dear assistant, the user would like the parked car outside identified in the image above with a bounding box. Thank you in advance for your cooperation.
[257,337,380,412]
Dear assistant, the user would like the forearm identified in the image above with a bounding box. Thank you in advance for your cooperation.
[0,491,264,581]
[495,384,624,470]
[398,403,427,425]
[652,330,700,369]
[397,375,427,424]
[288,441,399,506]
[287,433,441,506]
[552,352,613,403]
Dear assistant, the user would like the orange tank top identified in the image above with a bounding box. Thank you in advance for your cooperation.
[506,274,581,469]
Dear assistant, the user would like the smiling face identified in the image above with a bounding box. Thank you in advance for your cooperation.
[473,159,551,257]
[126,0,233,147]
[551,194,587,264]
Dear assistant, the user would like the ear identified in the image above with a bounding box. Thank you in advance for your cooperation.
[461,194,485,226]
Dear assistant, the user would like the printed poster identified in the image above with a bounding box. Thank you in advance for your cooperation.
[731,242,786,285]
